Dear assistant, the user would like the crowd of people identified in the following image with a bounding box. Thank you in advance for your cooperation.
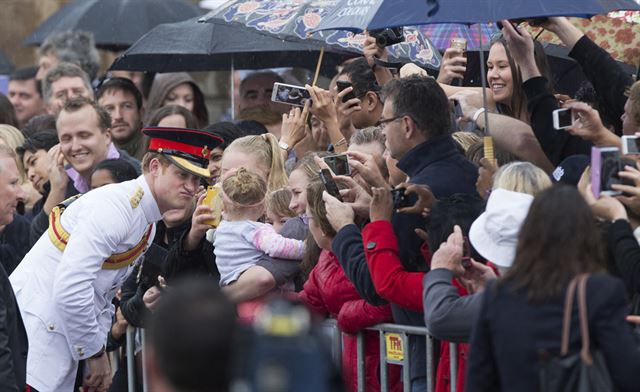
[0,14,640,392]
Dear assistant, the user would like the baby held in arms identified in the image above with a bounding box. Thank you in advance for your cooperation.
[214,168,305,285]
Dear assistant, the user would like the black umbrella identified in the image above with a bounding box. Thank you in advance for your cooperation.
[24,0,204,51]
[0,50,13,75]
[110,17,360,74]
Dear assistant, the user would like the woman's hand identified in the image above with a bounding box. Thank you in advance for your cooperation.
[184,193,216,251]
[436,48,467,85]
[280,101,310,149]
[579,168,629,221]
[346,150,388,191]
[612,163,640,216]
[564,101,620,147]
[47,144,69,191]
[370,187,394,222]
[306,85,338,125]
[323,190,355,232]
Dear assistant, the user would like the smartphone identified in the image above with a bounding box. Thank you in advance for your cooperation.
[271,82,312,107]
[336,80,357,103]
[553,108,575,130]
[622,135,640,155]
[323,154,351,176]
[319,169,342,202]
[462,236,472,269]
[591,147,622,198]
[201,185,223,227]
[391,187,411,209]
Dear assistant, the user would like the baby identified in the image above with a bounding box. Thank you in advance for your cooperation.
[213,168,305,285]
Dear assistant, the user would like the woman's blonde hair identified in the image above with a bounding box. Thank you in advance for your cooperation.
[222,167,267,206]
[452,131,481,153]
[266,188,296,218]
[225,133,288,192]
[493,161,552,196]
[0,125,27,181]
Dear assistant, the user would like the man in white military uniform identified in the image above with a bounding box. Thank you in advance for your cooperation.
[10,97,221,392]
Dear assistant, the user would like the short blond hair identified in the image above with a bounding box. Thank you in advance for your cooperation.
[493,161,552,196]
[222,167,267,206]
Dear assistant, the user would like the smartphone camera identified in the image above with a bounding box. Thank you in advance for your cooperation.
[553,108,574,130]
[323,154,351,176]
[391,187,411,209]
[271,82,311,107]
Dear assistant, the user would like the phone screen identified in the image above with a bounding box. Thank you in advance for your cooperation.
[600,149,622,195]
[271,82,311,107]
[554,108,573,129]
[624,137,640,154]
[323,154,351,176]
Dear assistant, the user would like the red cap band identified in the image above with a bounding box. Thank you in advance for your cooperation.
[148,138,212,160]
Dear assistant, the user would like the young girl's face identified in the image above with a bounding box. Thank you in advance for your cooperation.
[487,42,514,106]
[266,209,290,233]
[90,169,116,189]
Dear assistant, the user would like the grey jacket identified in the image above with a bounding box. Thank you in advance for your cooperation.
[422,268,482,343]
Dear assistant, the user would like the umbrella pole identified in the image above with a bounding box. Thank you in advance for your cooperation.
[311,47,325,87]
[477,23,495,166]
[231,57,235,121]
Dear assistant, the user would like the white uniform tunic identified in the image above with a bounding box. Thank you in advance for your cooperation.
[10,176,161,391]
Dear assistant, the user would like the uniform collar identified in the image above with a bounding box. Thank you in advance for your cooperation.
[137,175,163,224]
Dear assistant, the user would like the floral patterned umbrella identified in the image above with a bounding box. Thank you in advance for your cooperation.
[419,23,498,51]
[203,0,443,70]
[527,13,640,66]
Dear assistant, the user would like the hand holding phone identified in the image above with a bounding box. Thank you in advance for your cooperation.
[201,185,223,227]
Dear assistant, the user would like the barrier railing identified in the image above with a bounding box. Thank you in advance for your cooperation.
[123,320,459,392]
[323,319,459,392]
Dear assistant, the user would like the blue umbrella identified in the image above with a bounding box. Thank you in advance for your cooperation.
[313,0,640,32]
[203,0,442,70]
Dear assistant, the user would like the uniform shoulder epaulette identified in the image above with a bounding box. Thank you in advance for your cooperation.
[130,186,144,209]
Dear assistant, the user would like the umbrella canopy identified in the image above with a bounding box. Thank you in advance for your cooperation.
[110,17,360,74]
[205,0,442,70]
[527,14,640,66]
[24,0,204,51]
[419,23,497,50]
[312,0,640,32]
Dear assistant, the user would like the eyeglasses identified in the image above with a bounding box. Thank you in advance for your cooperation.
[378,115,403,127]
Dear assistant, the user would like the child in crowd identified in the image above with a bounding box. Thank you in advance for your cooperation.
[265,188,297,233]
[90,158,140,189]
[214,168,305,286]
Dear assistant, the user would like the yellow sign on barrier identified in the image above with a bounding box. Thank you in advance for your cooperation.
[385,333,404,363]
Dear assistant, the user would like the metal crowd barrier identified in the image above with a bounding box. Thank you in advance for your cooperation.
[123,321,459,392]
[324,319,459,392]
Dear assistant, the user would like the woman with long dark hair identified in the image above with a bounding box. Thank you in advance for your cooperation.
[466,185,640,392]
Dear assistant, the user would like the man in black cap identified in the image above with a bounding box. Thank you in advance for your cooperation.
[10,125,221,392]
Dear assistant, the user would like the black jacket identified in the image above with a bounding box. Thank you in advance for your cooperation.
[0,214,31,275]
[606,219,640,299]
[0,262,28,392]
[467,274,640,392]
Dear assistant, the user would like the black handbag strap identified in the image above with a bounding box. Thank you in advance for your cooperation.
[560,274,593,363]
